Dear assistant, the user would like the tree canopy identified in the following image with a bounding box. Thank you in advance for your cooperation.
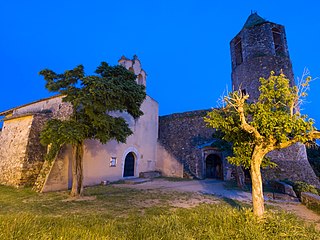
[39,62,146,196]
[205,72,320,216]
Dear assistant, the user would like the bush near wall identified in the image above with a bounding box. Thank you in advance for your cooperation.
[293,181,319,198]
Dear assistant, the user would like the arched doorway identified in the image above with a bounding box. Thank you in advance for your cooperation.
[205,154,223,179]
[123,152,135,177]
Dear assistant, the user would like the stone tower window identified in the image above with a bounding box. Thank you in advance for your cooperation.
[272,28,284,55]
[234,37,243,66]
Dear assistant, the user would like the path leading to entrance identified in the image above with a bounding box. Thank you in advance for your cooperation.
[115,178,320,230]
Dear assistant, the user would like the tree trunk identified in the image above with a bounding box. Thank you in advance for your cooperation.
[235,166,246,189]
[70,142,84,197]
[250,148,265,217]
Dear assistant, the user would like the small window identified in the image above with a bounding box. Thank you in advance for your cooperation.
[234,38,243,66]
[110,157,117,167]
[272,28,284,55]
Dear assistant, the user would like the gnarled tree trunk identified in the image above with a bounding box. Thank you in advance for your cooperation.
[250,146,266,217]
[70,142,84,197]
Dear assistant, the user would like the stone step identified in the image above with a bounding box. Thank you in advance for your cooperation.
[139,171,161,179]
[123,178,151,184]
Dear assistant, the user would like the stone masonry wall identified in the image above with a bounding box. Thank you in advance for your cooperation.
[0,96,73,187]
[159,110,320,186]
[230,22,294,101]
[263,143,320,187]
[20,114,52,186]
[158,110,215,178]
[0,115,33,185]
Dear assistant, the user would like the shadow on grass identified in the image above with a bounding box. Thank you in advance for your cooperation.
[221,197,243,209]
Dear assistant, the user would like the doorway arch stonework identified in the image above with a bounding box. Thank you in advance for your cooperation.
[121,147,140,178]
[205,154,223,179]
[201,147,231,180]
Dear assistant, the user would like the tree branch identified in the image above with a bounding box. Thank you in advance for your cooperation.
[308,130,320,139]
[275,130,320,149]
[226,91,262,140]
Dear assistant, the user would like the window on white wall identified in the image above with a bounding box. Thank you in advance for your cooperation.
[110,157,117,167]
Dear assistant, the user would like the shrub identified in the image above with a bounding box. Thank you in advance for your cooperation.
[293,181,319,198]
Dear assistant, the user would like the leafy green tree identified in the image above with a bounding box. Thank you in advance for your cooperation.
[205,72,320,217]
[39,62,146,196]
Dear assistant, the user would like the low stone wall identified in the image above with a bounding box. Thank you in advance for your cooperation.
[301,192,320,209]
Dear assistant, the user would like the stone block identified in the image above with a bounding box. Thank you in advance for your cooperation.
[271,180,297,197]
[301,192,320,208]
[139,171,161,179]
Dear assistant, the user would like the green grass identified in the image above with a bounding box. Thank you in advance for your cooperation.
[0,184,319,239]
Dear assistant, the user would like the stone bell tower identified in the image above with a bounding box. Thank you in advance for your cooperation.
[230,13,294,101]
[118,55,147,87]
[229,13,320,187]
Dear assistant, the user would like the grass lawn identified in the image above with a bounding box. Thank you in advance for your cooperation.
[0,184,319,240]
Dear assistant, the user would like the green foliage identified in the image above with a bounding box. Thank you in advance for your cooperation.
[252,73,314,145]
[40,119,89,160]
[39,62,146,160]
[206,106,252,168]
[205,73,316,168]
[293,181,319,198]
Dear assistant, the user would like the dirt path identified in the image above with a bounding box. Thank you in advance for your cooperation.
[268,202,320,230]
[116,178,320,230]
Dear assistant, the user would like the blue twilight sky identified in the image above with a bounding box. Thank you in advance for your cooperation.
[0,1,319,127]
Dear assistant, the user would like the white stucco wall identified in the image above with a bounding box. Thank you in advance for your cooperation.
[42,145,72,192]
[81,95,159,185]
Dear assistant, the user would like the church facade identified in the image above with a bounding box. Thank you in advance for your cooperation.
[0,13,319,191]
[0,56,183,192]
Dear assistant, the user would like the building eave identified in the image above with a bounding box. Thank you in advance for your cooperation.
[0,94,61,116]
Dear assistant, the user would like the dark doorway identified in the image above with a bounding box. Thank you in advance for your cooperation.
[205,154,223,179]
[123,152,135,177]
